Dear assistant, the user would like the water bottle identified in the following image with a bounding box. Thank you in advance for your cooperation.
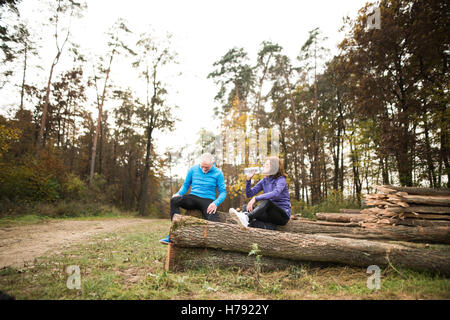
[244,167,262,175]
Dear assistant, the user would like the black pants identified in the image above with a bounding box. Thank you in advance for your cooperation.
[170,194,218,222]
[241,200,289,229]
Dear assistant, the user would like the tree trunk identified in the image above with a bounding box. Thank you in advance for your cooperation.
[170,214,450,275]
[438,103,450,188]
[395,141,413,187]
[19,43,27,111]
[37,60,56,150]
[137,124,154,216]
[90,52,114,185]
[424,115,437,187]
[284,70,305,202]
[380,157,390,185]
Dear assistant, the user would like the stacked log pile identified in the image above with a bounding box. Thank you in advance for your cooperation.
[165,204,450,275]
[166,214,450,275]
[361,185,450,225]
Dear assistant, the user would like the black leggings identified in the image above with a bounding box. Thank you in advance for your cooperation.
[242,200,290,226]
[170,194,218,222]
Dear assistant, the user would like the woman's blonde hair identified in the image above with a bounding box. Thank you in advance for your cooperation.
[266,156,287,179]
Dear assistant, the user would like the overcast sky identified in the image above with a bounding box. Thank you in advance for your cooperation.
[3,0,367,176]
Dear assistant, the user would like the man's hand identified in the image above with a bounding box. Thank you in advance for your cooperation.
[246,197,256,212]
[172,193,180,198]
[207,202,217,214]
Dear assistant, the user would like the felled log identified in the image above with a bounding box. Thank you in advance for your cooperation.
[315,212,370,223]
[277,217,450,244]
[397,213,450,220]
[399,195,450,206]
[390,219,450,228]
[373,186,398,194]
[361,209,450,220]
[188,210,367,226]
[186,210,450,243]
[339,209,362,214]
[379,185,450,196]
[364,198,410,208]
[165,245,311,272]
[169,214,450,275]
[383,206,450,215]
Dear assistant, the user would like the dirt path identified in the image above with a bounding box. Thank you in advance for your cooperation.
[0,218,153,269]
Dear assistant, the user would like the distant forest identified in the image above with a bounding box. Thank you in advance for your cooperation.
[0,0,448,217]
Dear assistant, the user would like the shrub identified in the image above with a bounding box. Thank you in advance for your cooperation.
[0,163,61,202]
[62,174,87,200]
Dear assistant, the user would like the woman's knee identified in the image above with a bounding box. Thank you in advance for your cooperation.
[257,200,271,209]
[279,216,290,226]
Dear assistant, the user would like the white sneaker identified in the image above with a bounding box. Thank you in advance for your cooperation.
[229,208,249,227]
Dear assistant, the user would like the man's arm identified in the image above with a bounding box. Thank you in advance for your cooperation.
[177,167,194,196]
[213,172,227,206]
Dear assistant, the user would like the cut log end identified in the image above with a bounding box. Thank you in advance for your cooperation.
[164,243,177,272]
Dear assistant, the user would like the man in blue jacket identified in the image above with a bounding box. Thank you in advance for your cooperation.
[159,153,226,244]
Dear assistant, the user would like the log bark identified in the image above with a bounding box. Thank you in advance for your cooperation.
[361,209,450,220]
[374,186,397,194]
[339,209,362,214]
[169,214,450,275]
[277,218,450,244]
[315,212,370,223]
[384,206,450,215]
[380,185,450,196]
[390,219,450,228]
[399,194,450,206]
[398,213,450,220]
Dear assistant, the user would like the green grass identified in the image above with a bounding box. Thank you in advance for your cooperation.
[0,213,138,228]
[0,214,51,227]
[0,202,139,227]
[1,219,449,300]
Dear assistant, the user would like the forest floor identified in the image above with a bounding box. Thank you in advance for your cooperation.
[0,216,449,300]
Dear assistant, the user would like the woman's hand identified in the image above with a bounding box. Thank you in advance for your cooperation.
[246,170,256,181]
[246,197,256,212]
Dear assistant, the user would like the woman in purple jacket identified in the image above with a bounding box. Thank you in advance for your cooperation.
[229,156,291,230]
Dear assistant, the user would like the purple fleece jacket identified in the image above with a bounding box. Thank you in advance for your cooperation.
[246,176,291,216]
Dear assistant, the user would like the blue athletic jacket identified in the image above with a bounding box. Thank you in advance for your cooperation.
[177,164,227,206]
